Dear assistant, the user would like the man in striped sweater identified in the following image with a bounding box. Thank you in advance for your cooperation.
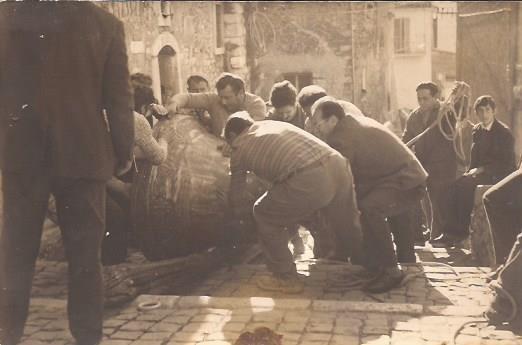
[224,111,363,293]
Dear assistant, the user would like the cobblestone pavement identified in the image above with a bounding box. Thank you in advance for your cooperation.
[23,229,521,345]
[19,294,522,345]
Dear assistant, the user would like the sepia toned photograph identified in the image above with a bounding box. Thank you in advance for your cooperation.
[0,1,521,345]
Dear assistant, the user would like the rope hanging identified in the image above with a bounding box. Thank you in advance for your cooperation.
[406,81,472,164]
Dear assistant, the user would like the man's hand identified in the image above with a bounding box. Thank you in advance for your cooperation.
[115,159,133,176]
[464,167,485,177]
[167,99,179,117]
[217,142,232,157]
[146,103,169,120]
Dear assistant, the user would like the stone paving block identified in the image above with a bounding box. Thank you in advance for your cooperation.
[226,314,252,323]
[111,331,145,341]
[196,341,231,345]
[129,341,164,345]
[300,332,332,343]
[244,322,278,332]
[283,311,311,323]
[312,300,423,315]
[138,331,173,341]
[309,311,337,322]
[171,331,206,342]
[192,313,227,323]
[148,322,182,333]
[30,330,71,341]
[120,321,155,332]
[390,330,423,345]
[104,328,118,336]
[182,322,221,333]
[163,315,194,325]
[306,321,334,333]
[361,334,391,345]
[221,322,247,332]
[391,318,420,332]
[277,322,307,333]
[426,305,485,317]
[114,312,140,321]
[198,308,231,316]
[333,322,361,336]
[252,310,284,323]
[23,325,41,336]
[105,319,129,328]
[330,334,360,345]
[42,319,68,331]
[99,341,133,345]
[135,310,173,321]
[205,331,241,342]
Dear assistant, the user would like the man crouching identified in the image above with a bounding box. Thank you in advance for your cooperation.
[224,111,363,293]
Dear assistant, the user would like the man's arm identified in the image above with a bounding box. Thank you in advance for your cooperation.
[246,94,267,121]
[134,112,168,165]
[168,93,218,114]
[401,110,419,144]
[103,19,134,168]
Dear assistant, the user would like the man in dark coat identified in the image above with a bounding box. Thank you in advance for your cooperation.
[0,3,134,345]
[432,95,516,247]
[307,97,428,293]
[402,82,457,242]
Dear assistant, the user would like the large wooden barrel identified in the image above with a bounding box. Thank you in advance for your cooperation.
[131,114,267,261]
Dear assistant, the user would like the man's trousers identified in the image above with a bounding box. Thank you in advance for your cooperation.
[357,184,426,270]
[0,171,106,345]
[442,173,493,238]
[252,154,363,276]
[483,169,522,265]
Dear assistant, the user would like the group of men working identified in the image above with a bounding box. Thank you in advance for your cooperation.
[0,3,520,345]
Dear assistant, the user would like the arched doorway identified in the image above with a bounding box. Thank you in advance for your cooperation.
[151,32,182,105]
[158,45,179,105]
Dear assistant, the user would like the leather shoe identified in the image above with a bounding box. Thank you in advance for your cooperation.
[363,270,405,294]
[429,234,464,248]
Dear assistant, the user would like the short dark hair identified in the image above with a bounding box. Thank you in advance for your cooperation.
[187,75,209,88]
[416,82,439,97]
[224,111,254,141]
[131,73,153,88]
[297,85,328,108]
[215,73,245,94]
[311,96,345,120]
[270,80,297,108]
[474,95,496,111]
[134,85,155,112]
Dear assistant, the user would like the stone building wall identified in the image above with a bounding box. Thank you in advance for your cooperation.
[245,2,389,121]
[96,2,250,102]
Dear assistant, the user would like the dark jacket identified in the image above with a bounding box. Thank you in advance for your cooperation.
[402,103,457,180]
[469,119,516,183]
[267,105,307,129]
[327,115,428,197]
[0,2,134,180]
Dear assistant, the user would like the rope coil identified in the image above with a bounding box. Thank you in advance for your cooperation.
[406,81,472,164]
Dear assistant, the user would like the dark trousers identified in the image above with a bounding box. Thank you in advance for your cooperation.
[427,175,454,239]
[357,184,426,269]
[483,169,522,265]
[102,189,130,266]
[253,155,362,276]
[442,173,493,238]
[0,171,105,345]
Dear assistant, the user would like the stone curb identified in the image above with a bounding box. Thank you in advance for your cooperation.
[134,295,424,315]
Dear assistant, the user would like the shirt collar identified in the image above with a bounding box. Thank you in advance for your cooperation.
[482,120,494,131]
